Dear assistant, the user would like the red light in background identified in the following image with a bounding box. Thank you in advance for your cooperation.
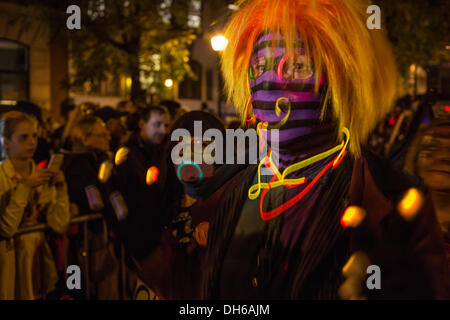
[445,105,450,112]
[146,166,159,185]
[37,160,48,168]
[388,115,397,126]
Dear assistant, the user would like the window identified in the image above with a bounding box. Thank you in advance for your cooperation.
[0,39,29,101]
[160,0,202,30]
[188,0,202,29]
[87,0,106,20]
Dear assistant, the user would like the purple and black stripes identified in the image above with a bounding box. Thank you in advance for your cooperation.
[250,32,336,168]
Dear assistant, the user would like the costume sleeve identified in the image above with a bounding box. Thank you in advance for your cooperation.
[408,191,447,299]
[44,183,71,234]
[0,182,31,238]
[135,229,203,299]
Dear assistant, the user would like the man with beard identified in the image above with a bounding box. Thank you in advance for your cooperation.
[114,106,170,261]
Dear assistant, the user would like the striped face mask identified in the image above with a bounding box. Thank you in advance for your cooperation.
[249,32,336,166]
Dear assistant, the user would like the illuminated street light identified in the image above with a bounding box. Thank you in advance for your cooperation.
[211,35,228,52]
[164,79,173,88]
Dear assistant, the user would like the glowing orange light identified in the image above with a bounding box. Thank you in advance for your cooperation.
[194,222,210,247]
[342,251,371,279]
[340,206,366,228]
[114,147,129,166]
[98,161,113,183]
[398,188,424,221]
[146,166,159,185]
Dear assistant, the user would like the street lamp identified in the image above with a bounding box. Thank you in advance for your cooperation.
[164,79,173,88]
[211,35,228,52]
[211,35,228,118]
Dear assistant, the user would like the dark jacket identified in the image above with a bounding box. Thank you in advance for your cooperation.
[115,133,167,261]
[62,151,119,227]
[63,151,109,214]
[134,150,447,299]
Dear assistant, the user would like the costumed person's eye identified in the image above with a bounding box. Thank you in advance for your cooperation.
[281,53,313,80]
[257,64,265,74]
[251,57,266,78]
[295,63,304,70]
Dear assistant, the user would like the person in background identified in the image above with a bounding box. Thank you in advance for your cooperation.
[93,106,128,152]
[0,111,70,300]
[52,98,76,153]
[116,100,137,115]
[13,101,52,165]
[201,102,213,114]
[124,111,226,299]
[160,100,181,124]
[60,102,99,152]
[405,119,450,298]
[227,118,242,130]
[114,106,170,262]
[62,115,120,300]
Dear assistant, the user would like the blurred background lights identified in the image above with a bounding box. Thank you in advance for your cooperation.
[115,147,130,166]
[164,79,173,88]
[340,206,366,228]
[98,161,113,183]
[398,188,424,221]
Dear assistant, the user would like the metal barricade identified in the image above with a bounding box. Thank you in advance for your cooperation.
[14,213,127,300]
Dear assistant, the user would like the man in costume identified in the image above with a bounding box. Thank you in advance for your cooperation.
[197,0,447,299]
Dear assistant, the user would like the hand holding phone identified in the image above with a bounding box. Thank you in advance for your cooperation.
[47,154,64,173]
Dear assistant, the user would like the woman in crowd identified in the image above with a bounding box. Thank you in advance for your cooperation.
[62,115,121,300]
[0,111,70,300]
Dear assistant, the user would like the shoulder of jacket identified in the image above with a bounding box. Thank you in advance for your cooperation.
[361,148,424,202]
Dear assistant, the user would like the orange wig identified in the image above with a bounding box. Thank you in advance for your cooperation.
[221,0,398,156]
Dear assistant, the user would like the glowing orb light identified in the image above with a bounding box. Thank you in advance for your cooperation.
[98,161,113,183]
[146,166,159,185]
[340,206,366,228]
[342,251,371,279]
[398,188,424,221]
[114,147,129,166]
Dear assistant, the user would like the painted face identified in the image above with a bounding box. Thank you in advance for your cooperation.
[417,127,450,192]
[3,121,38,160]
[249,32,334,149]
[140,111,170,145]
